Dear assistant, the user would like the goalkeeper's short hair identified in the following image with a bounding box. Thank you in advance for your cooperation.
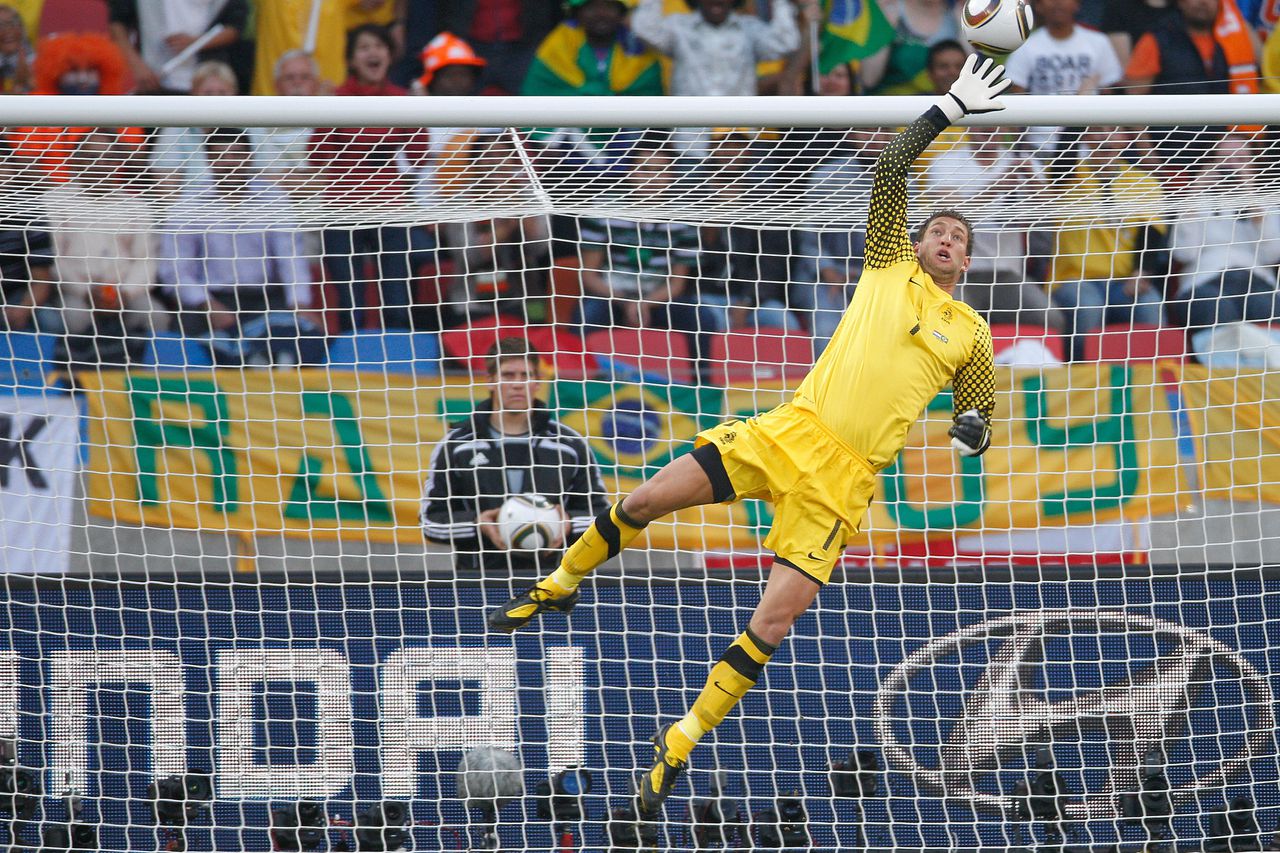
[486,336,541,377]
[916,209,975,256]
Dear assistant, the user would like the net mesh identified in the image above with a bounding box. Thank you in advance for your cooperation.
[0,116,1272,851]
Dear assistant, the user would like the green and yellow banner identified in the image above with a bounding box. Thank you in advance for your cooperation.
[79,365,1276,552]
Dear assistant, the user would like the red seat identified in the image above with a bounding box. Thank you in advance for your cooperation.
[989,323,1066,362]
[711,327,813,383]
[440,317,595,376]
[41,0,108,35]
[583,328,694,382]
[547,256,582,327]
[1084,323,1186,362]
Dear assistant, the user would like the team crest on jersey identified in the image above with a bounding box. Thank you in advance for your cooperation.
[719,430,737,445]
[941,306,954,323]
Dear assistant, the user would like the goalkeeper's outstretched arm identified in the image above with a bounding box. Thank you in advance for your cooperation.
[864,55,1012,272]
[949,322,996,457]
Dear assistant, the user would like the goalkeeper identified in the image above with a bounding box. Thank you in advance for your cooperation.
[489,55,1006,816]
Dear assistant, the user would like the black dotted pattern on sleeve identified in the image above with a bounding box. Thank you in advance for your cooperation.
[864,107,951,271]
[953,320,995,430]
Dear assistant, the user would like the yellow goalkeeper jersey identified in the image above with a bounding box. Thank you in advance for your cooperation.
[793,108,995,470]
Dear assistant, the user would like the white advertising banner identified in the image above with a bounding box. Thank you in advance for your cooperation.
[0,394,79,574]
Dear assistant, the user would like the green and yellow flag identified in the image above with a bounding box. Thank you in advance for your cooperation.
[522,22,664,96]
[820,0,895,74]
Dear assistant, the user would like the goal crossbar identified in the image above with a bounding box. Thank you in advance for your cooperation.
[2,94,1280,128]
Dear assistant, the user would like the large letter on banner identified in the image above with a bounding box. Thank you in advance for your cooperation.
[48,650,186,796]
[215,648,353,798]
[0,395,79,573]
[381,647,517,798]
[129,374,238,514]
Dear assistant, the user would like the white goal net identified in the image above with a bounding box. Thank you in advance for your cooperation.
[0,96,1273,852]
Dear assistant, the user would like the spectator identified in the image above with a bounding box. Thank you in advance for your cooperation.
[1122,0,1259,164]
[1103,0,1179,67]
[859,0,964,95]
[148,60,240,191]
[251,0,345,95]
[160,129,324,366]
[347,0,406,40]
[916,39,971,164]
[925,128,1067,333]
[439,0,563,94]
[44,129,164,367]
[310,24,428,332]
[0,4,32,94]
[1122,0,1260,94]
[631,0,804,96]
[107,0,249,94]
[1171,134,1280,335]
[11,33,135,181]
[522,0,664,96]
[1046,128,1168,359]
[575,134,722,383]
[441,215,551,325]
[249,51,323,189]
[0,141,53,331]
[422,336,609,576]
[411,31,487,96]
[695,128,801,331]
[1006,0,1124,155]
[1259,14,1280,91]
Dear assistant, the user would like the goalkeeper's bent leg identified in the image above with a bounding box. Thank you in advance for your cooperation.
[540,500,648,596]
[639,561,820,814]
[538,448,721,597]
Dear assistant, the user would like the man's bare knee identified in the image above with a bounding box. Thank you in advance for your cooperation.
[749,607,804,647]
[620,453,716,523]
[620,483,664,524]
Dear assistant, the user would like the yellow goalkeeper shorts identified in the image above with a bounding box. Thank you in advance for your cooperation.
[693,403,877,584]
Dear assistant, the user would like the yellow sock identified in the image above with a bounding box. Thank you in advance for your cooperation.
[538,501,647,595]
[665,628,777,763]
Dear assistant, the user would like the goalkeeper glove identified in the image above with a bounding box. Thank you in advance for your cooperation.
[949,410,991,457]
[936,54,1012,124]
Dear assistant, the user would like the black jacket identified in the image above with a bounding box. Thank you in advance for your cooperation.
[421,401,609,572]
[1152,16,1230,95]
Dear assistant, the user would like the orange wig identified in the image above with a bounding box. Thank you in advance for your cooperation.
[32,32,130,95]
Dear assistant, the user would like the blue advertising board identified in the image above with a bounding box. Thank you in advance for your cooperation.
[0,574,1274,851]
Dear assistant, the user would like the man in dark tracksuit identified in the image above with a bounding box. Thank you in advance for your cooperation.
[421,336,609,573]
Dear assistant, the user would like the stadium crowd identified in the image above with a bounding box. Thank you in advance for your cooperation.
[0,0,1278,376]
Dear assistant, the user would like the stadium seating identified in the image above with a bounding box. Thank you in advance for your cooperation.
[711,327,813,384]
[328,329,441,375]
[989,324,1066,363]
[41,0,108,35]
[141,332,214,369]
[1083,323,1187,362]
[0,332,58,393]
[584,328,695,383]
[441,317,596,377]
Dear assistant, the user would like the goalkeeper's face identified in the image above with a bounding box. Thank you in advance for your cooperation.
[914,216,970,286]
[490,357,541,414]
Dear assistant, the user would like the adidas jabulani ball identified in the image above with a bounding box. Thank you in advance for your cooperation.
[961,0,1033,54]
[497,493,562,552]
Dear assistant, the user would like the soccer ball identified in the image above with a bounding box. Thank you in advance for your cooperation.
[455,746,523,806]
[961,0,1034,54]
[497,493,563,551]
